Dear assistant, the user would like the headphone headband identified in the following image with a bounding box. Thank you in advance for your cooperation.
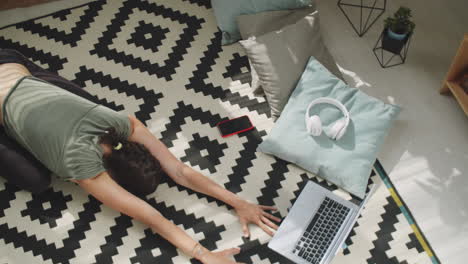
[305,97,350,127]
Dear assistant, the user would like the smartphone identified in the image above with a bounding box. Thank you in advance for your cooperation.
[217,115,254,138]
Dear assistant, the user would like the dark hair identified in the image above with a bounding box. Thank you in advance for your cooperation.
[99,128,163,195]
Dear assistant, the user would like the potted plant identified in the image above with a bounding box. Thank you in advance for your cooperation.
[382,6,415,54]
[384,7,415,40]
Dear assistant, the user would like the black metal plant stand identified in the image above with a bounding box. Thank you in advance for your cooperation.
[337,0,387,37]
[373,28,413,68]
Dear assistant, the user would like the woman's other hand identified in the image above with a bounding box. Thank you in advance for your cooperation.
[234,201,281,238]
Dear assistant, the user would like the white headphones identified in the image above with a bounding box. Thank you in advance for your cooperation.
[305,97,350,140]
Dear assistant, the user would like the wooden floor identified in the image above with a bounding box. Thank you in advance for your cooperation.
[1,0,467,263]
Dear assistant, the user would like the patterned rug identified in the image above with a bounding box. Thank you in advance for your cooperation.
[0,1,440,263]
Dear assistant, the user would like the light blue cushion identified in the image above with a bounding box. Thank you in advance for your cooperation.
[258,57,401,198]
[211,0,313,45]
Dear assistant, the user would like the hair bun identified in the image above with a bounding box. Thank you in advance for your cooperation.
[113,142,123,150]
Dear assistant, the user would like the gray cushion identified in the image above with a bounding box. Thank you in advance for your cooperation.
[238,11,343,118]
[237,7,316,39]
[247,59,263,95]
[211,0,313,45]
[239,8,317,95]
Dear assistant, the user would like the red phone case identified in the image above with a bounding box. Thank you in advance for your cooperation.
[216,115,254,138]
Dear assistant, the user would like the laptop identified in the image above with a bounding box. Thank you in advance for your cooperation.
[268,181,375,264]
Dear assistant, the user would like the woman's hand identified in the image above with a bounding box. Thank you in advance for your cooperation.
[234,201,281,237]
[199,248,244,264]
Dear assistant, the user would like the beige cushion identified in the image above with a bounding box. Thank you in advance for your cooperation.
[238,10,343,117]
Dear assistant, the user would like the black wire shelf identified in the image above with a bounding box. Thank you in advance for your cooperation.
[337,0,387,37]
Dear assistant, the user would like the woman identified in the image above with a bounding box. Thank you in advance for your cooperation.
[0,62,280,264]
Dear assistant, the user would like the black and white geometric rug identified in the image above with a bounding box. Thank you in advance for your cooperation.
[0,1,440,263]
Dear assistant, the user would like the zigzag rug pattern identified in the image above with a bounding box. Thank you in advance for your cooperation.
[0,1,438,263]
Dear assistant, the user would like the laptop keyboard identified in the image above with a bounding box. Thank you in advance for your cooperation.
[292,197,351,264]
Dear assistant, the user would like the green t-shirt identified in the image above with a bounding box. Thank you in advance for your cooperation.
[2,76,131,180]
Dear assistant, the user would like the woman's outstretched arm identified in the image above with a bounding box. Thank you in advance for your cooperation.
[128,116,281,238]
[74,172,243,264]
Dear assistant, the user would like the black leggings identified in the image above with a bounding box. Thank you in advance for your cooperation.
[0,128,51,193]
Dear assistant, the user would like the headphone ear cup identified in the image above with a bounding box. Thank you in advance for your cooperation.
[326,119,347,140]
[306,115,322,136]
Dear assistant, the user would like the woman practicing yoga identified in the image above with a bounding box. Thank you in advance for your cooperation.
[0,60,280,264]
